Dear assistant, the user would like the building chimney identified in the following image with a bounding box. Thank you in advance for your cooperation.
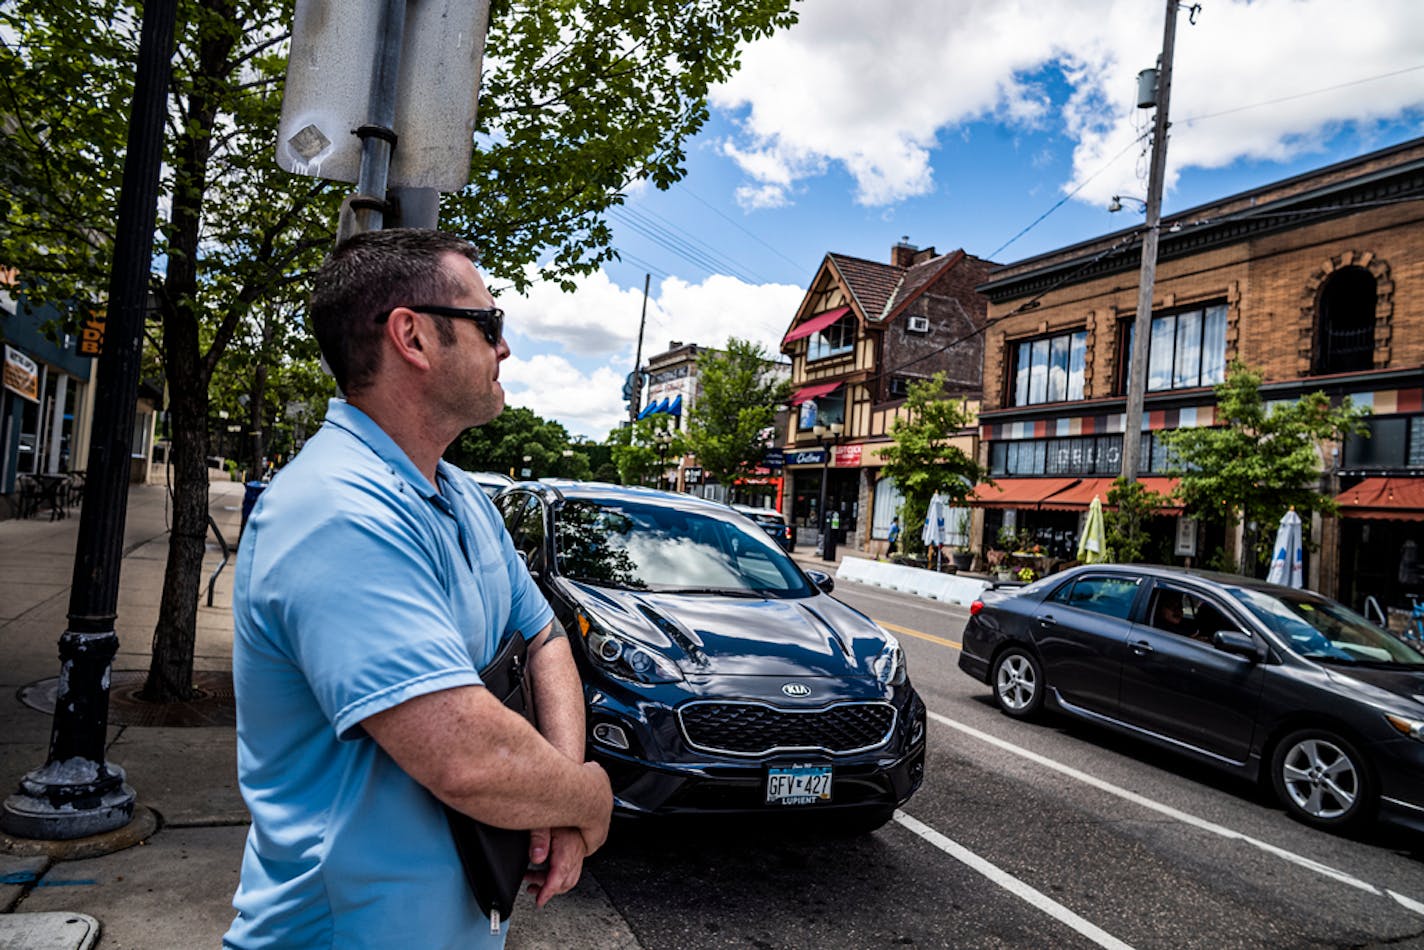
[892,236,918,268]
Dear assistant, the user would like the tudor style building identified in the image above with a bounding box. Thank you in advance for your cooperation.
[973,136,1424,611]
[778,240,996,553]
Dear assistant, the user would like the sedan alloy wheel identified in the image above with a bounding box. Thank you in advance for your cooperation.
[993,648,1043,719]
[1271,729,1374,828]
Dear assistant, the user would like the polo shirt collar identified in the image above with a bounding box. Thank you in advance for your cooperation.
[322,398,459,504]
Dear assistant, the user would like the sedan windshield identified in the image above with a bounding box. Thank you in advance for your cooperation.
[556,498,813,596]
[1230,587,1424,666]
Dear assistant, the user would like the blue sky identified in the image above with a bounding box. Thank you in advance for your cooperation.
[495,0,1424,441]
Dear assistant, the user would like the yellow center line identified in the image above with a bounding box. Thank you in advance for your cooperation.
[876,618,961,651]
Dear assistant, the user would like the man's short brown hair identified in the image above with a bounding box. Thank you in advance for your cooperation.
[310,229,480,393]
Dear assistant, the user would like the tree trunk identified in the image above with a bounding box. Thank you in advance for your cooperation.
[140,368,209,702]
[249,358,267,478]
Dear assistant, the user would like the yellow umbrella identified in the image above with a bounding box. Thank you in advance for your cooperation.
[1077,495,1109,564]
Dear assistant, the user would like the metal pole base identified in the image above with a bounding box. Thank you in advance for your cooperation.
[2,761,135,840]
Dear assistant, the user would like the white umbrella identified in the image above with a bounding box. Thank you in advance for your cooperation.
[922,492,950,568]
[1266,508,1304,588]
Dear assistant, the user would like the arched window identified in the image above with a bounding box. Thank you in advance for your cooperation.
[1316,266,1376,374]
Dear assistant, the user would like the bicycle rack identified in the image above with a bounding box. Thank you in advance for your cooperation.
[206,514,230,607]
[1362,595,1386,628]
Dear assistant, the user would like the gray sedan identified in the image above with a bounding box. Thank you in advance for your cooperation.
[958,564,1424,833]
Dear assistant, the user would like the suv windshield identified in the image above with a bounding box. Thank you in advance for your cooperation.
[556,499,812,596]
[1230,587,1424,666]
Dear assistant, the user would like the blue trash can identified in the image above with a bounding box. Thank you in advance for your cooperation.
[241,480,267,534]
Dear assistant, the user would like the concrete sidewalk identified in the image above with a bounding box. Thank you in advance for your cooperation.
[0,479,632,949]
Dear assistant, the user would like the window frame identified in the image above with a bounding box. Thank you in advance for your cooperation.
[1010,328,1086,407]
[807,313,857,362]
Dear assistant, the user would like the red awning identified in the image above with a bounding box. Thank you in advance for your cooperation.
[788,381,842,406]
[1037,476,1182,512]
[1335,477,1424,521]
[1039,478,1116,511]
[971,478,1081,509]
[783,306,851,343]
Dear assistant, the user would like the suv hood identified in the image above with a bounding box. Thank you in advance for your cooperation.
[564,580,886,678]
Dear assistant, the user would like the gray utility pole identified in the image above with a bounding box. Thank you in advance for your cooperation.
[1,0,178,840]
[1120,0,1183,484]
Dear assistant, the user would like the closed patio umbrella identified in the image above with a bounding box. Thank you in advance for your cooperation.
[1266,508,1304,588]
[922,492,950,569]
[1077,495,1109,564]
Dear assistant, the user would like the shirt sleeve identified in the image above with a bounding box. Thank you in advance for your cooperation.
[250,500,482,741]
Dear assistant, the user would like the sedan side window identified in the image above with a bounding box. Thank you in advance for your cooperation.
[1148,587,1242,643]
[1053,575,1141,620]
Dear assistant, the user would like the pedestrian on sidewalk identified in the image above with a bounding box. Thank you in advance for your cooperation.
[886,516,901,558]
[225,229,612,949]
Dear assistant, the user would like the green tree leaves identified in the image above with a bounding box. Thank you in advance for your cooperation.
[878,372,984,551]
[682,338,791,487]
[1159,361,1368,573]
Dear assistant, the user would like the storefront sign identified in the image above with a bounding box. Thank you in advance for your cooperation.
[684,466,703,485]
[2,345,39,402]
[762,448,784,468]
[77,310,107,356]
[785,449,826,466]
[833,444,862,467]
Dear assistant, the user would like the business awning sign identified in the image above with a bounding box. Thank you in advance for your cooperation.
[77,310,107,356]
[3,345,39,402]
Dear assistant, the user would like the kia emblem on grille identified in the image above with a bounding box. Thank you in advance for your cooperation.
[781,682,811,697]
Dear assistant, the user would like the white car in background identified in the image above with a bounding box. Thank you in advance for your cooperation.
[468,470,515,498]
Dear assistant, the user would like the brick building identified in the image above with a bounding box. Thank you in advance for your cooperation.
[779,241,995,554]
[973,136,1424,610]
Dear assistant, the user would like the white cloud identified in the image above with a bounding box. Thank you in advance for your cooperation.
[499,268,805,439]
[500,353,628,441]
[712,0,1424,209]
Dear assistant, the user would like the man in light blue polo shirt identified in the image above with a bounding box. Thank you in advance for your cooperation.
[225,229,612,949]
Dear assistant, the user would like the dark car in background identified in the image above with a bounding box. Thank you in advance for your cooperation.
[958,564,1424,833]
[495,480,925,830]
[732,503,795,552]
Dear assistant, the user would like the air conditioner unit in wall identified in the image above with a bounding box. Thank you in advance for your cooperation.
[907,315,930,333]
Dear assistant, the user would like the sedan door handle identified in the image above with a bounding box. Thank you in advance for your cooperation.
[1037,614,1055,628]
[1130,639,1154,656]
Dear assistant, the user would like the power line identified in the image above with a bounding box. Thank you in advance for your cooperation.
[1180,63,1424,124]
[675,184,805,275]
[609,206,765,285]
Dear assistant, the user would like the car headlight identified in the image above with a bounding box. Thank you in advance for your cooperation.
[872,632,907,686]
[1386,713,1424,741]
[577,611,682,684]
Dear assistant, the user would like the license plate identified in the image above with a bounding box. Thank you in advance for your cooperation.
[766,763,833,805]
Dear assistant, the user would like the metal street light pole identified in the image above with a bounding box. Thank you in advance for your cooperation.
[1,0,179,840]
[813,422,843,562]
[1120,0,1182,486]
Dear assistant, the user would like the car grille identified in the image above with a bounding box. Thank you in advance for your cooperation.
[677,700,897,756]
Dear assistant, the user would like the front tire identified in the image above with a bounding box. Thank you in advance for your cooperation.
[1270,728,1375,830]
[992,647,1044,719]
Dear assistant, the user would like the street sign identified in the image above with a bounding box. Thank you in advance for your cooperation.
[277,0,491,191]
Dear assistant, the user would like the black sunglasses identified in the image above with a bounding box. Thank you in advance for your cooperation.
[377,304,504,347]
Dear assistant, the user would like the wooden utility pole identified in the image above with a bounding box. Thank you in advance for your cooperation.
[1120,0,1182,484]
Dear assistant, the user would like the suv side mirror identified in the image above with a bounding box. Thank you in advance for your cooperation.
[1212,629,1262,661]
[805,569,834,593]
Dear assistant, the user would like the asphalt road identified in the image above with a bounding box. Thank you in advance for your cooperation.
[580,578,1424,949]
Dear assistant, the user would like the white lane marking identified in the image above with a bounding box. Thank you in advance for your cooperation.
[1390,889,1424,914]
[894,810,1136,950]
[929,710,1420,907]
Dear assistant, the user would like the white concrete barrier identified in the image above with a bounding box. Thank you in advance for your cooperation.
[835,557,991,606]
